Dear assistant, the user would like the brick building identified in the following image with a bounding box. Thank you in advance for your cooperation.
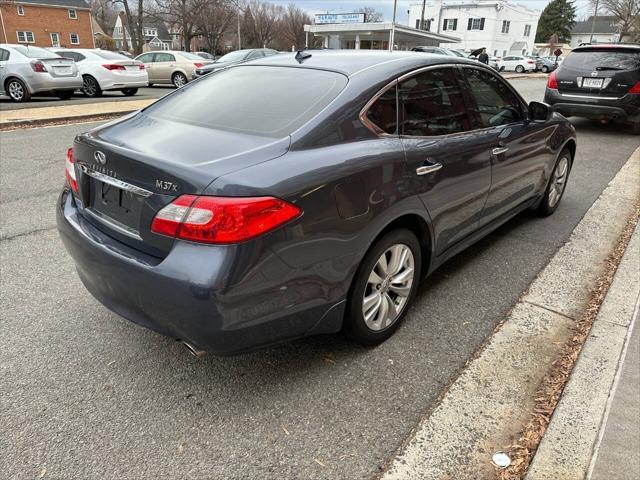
[0,0,94,49]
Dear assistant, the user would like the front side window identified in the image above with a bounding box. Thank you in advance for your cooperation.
[136,53,154,63]
[68,8,77,19]
[364,87,397,135]
[146,66,348,138]
[70,33,79,45]
[398,68,470,136]
[17,31,35,43]
[501,21,510,34]
[462,68,524,128]
[154,53,175,62]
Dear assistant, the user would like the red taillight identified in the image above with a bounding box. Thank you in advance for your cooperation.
[102,64,126,70]
[527,60,535,64]
[151,195,302,244]
[193,62,204,68]
[65,148,78,194]
[138,64,145,70]
[629,81,640,94]
[547,71,558,90]
[30,61,48,73]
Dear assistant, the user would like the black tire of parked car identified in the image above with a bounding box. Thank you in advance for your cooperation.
[56,91,74,100]
[121,88,138,96]
[344,229,422,346]
[541,66,549,73]
[5,77,30,102]
[537,148,573,216]
[82,75,102,98]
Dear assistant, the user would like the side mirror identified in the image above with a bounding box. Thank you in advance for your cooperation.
[528,101,553,122]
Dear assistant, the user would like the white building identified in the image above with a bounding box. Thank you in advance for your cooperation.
[569,16,626,48]
[408,1,540,57]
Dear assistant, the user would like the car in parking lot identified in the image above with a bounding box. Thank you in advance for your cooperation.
[193,48,278,77]
[134,50,212,87]
[544,44,640,134]
[536,57,557,73]
[51,48,147,97]
[195,52,216,61]
[0,44,82,102]
[499,55,537,73]
[57,51,576,356]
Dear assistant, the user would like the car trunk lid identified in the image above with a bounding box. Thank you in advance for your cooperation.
[41,57,77,77]
[72,113,290,258]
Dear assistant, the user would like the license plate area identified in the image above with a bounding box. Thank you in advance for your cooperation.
[88,178,145,237]
[582,78,603,88]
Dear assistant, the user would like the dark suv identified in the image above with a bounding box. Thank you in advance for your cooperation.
[544,44,640,134]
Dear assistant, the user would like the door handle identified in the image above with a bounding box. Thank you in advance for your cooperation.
[492,147,509,155]
[416,162,442,176]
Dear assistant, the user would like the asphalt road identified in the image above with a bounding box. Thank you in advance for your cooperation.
[0,86,171,110]
[2,77,638,480]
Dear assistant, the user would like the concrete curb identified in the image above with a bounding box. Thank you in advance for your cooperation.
[0,110,136,130]
[526,226,640,480]
[381,148,640,479]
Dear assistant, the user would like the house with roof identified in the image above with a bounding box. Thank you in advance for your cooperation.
[569,15,631,47]
[112,12,172,52]
[0,0,94,48]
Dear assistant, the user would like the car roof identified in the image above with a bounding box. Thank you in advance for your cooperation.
[246,49,477,78]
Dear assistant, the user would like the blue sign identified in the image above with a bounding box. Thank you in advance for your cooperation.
[315,13,366,24]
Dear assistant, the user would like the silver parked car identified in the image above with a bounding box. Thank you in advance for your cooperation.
[0,44,82,102]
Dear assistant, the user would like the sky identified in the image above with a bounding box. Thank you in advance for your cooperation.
[270,1,595,23]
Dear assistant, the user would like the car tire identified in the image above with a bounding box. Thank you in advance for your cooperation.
[541,66,549,73]
[172,72,188,88]
[515,65,525,73]
[56,90,74,100]
[82,75,102,97]
[5,78,30,102]
[148,83,154,87]
[121,88,138,96]
[537,148,573,216]
[344,229,422,346]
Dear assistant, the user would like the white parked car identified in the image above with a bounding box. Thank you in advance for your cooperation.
[50,48,148,97]
[498,55,537,73]
[0,44,81,102]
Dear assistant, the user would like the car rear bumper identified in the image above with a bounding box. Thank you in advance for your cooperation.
[544,88,640,122]
[28,74,83,93]
[102,72,149,90]
[56,189,345,355]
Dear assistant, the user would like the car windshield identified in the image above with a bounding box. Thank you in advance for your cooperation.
[215,50,248,63]
[564,49,640,70]
[12,45,59,59]
[94,50,130,60]
[180,52,201,60]
[146,66,348,138]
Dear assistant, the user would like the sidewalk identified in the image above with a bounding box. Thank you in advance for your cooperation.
[0,99,154,129]
[526,224,640,479]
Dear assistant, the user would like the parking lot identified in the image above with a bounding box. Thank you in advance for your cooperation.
[1,77,639,479]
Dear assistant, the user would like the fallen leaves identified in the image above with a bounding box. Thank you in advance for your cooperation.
[177,441,187,454]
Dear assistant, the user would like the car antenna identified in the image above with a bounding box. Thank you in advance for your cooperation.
[295,50,312,63]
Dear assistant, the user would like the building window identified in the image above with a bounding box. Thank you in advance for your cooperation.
[524,24,531,37]
[70,33,80,45]
[467,18,485,30]
[68,8,77,19]
[17,31,35,43]
[501,20,510,34]
[143,28,157,36]
[443,19,458,31]
[50,32,60,47]
[17,5,24,15]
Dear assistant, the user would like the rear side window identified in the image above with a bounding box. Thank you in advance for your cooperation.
[146,66,347,138]
[462,68,523,128]
[0,48,9,61]
[398,67,470,136]
[563,49,640,71]
[364,87,397,135]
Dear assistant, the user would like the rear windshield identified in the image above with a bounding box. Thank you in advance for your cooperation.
[12,45,59,59]
[216,50,248,63]
[180,52,202,60]
[564,49,640,70]
[94,50,130,60]
[146,66,348,138]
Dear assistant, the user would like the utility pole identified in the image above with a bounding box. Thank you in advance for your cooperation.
[237,7,242,49]
[420,0,426,29]
[390,0,398,51]
[589,0,599,43]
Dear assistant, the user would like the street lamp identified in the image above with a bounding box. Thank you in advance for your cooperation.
[227,0,243,50]
[389,0,398,52]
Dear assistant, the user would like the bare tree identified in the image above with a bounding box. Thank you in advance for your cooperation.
[91,0,119,33]
[357,6,384,23]
[197,0,236,53]
[277,3,310,50]
[112,0,145,54]
[153,0,215,51]
[591,0,640,40]
[242,0,282,48]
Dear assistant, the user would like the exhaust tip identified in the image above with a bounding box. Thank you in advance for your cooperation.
[179,340,206,358]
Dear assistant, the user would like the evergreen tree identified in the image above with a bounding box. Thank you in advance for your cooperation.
[535,0,577,43]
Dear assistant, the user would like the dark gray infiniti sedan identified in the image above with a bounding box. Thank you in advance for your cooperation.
[57,51,577,356]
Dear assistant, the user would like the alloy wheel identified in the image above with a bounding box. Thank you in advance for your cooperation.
[548,157,569,208]
[173,73,187,88]
[83,77,97,96]
[362,244,415,331]
[8,81,24,101]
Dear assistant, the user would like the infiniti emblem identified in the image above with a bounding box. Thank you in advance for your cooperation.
[590,71,598,77]
[94,151,107,165]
